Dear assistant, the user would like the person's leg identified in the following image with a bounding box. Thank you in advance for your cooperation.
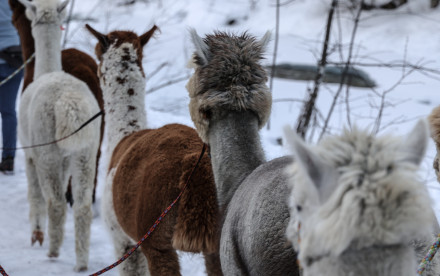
[0,63,23,173]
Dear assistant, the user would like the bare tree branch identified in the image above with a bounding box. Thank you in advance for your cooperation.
[327,61,440,80]
[373,65,418,132]
[145,62,169,82]
[267,0,281,130]
[296,0,338,138]
[146,76,188,94]
[62,0,76,48]
[319,0,364,140]
[273,98,305,103]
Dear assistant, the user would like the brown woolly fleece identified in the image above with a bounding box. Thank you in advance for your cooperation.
[186,32,272,143]
[109,124,220,255]
[9,0,104,204]
[429,106,440,182]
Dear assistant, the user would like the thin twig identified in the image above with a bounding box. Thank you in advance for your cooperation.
[296,0,337,138]
[62,0,76,48]
[327,61,440,78]
[145,62,169,81]
[373,69,417,133]
[372,39,414,133]
[344,84,352,128]
[146,76,188,94]
[267,0,280,130]
[273,98,305,103]
[319,0,364,140]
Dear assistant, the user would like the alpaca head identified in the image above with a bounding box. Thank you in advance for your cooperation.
[187,30,272,143]
[18,0,68,28]
[284,121,435,274]
[85,24,158,79]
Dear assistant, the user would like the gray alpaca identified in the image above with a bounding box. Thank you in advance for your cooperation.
[284,121,440,276]
[187,30,299,275]
[187,30,440,275]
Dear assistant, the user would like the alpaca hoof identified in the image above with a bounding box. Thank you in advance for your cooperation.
[47,251,59,258]
[31,230,44,246]
[74,265,87,272]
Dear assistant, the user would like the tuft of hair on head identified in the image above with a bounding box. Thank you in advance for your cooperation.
[85,24,159,52]
[188,28,271,67]
[18,0,70,20]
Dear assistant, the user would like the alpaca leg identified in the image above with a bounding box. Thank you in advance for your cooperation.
[36,166,67,258]
[102,168,149,276]
[113,236,149,276]
[71,152,95,271]
[203,252,223,276]
[142,246,181,276]
[25,156,46,246]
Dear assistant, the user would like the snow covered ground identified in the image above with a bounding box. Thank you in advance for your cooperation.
[1,0,440,275]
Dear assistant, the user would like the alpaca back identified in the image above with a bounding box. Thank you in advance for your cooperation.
[220,156,298,275]
[53,73,100,150]
[19,71,100,151]
[108,124,219,254]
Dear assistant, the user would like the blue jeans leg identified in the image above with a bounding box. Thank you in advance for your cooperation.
[0,63,23,159]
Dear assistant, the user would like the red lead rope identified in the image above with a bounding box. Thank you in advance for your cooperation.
[0,144,207,276]
[0,265,8,276]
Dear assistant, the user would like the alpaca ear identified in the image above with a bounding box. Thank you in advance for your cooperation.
[401,119,428,166]
[140,25,159,47]
[283,125,338,203]
[57,0,69,13]
[18,0,36,19]
[259,31,271,51]
[85,24,109,50]
[189,28,210,66]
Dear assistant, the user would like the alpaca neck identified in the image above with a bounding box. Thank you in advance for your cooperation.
[208,111,266,210]
[32,24,62,79]
[100,42,147,157]
[305,244,415,276]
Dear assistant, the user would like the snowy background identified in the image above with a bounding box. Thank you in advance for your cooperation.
[1,0,440,275]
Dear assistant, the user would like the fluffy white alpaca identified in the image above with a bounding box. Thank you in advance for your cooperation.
[17,0,100,271]
[284,121,440,276]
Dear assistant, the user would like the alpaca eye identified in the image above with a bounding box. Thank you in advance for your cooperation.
[202,109,212,120]
[296,205,302,212]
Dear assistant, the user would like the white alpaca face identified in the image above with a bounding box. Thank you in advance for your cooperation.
[284,121,434,274]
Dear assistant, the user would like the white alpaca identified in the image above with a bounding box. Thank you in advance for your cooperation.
[284,121,440,276]
[17,0,100,271]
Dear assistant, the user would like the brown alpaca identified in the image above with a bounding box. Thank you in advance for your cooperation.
[86,24,222,276]
[8,0,104,204]
[429,106,440,182]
